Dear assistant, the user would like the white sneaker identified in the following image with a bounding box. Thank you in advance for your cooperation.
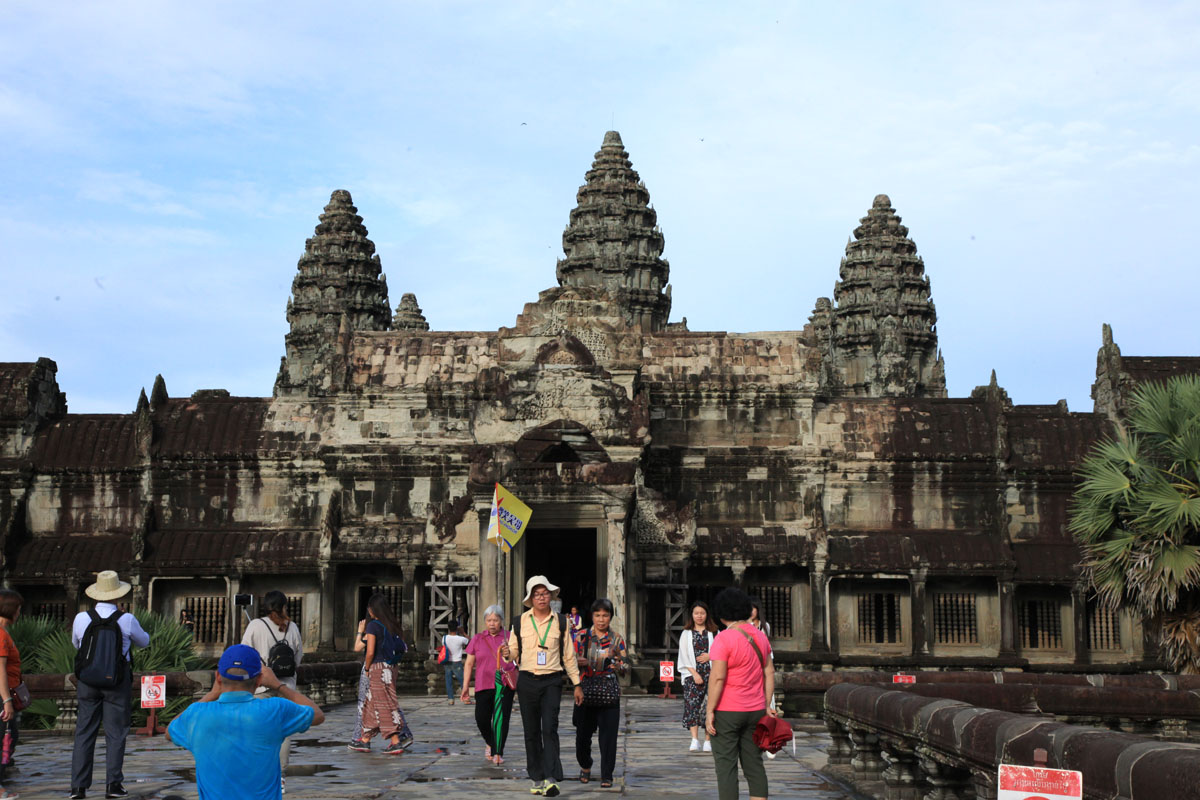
[702,740,712,753]
[689,738,701,752]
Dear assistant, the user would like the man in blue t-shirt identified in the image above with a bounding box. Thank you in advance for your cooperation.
[168,644,325,800]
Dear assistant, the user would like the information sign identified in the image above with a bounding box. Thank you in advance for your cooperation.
[140,674,166,709]
[998,764,1082,800]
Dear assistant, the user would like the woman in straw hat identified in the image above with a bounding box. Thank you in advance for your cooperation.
[500,576,583,798]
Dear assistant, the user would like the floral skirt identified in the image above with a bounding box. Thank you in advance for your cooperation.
[682,677,708,727]
[360,662,409,740]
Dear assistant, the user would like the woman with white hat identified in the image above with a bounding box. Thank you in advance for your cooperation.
[500,575,584,798]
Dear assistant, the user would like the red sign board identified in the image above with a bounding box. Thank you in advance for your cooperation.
[892,673,916,684]
[998,764,1082,800]
[140,674,166,709]
[659,661,675,681]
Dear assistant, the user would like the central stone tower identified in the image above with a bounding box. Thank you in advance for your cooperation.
[555,131,672,332]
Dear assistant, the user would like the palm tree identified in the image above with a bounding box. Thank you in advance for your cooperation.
[1069,375,1200,673]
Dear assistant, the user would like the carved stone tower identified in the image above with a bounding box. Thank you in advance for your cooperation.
[276,190,392,395]
[393,292,430,331]
[827,194,945,397]
[555,131,672,332]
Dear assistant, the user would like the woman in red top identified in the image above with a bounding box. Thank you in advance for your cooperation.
[705,587,776,800]
[461,605,515,765]
[0,588,24,798]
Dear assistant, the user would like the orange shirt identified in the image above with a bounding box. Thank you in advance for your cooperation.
[0,627,21,692]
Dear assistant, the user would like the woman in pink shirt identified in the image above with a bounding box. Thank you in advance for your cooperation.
[461,605,516,765]
[704,587,776,800]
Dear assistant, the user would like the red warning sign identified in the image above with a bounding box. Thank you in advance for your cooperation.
[998,764,1082,800]
[140,674,166,709]
[892,673,916,684]
[659,661,675,681]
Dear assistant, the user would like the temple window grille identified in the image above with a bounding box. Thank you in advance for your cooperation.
[933,592,978,645]
[182,596,227,644]
[34,602,67,624]
[371,585,404,620]
[1018,598,1063,650]
[750,585,793,639]
[1087,602,1122,651]
[287,596,303,627]
[857,591,902,644]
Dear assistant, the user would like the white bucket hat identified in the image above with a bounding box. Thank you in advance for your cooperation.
[85,570,132,602]
[522,575,560,608]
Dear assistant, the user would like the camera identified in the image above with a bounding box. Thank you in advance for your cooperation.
[235,593,253,607]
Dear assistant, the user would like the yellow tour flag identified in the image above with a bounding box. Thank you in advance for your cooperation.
[487,483,532,552]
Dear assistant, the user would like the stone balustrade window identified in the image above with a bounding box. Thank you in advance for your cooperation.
[33,601,68,624]
[932,592,978,645]
[287,595,304,628]
[857,591,902,644]
[183,596,227,645]
[371,584,404,619]
[749,585,793,639]
[1018,598,1063,650]
[1087,602,1122,651]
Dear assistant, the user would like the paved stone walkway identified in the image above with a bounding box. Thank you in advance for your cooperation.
[4,696,854,799]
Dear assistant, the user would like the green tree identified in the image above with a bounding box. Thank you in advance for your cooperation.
[1070,375,1200,672]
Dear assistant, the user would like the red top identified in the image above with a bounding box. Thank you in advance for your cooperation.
[0,627,21,696]
[709,624,771,712]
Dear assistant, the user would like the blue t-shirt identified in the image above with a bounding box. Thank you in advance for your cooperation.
[169,692,315,800]
[366,619,407,663]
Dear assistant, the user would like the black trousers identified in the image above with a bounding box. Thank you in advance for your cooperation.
[517,671,564,783]
[71,678,132,789]
[575,702,620,781]
[474,686,515,756]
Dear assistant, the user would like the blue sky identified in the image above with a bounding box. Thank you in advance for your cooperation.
[2,1,1197,413]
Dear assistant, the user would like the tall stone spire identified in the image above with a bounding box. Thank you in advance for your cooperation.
[827,195,945,397]
[555,131,671,332]
[277,190,392,395]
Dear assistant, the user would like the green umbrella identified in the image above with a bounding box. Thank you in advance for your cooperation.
[492,669,507,751]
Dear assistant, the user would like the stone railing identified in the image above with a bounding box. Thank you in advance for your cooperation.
[824,683,1200,800]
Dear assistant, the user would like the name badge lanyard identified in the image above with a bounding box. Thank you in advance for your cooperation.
[534,615,553,666]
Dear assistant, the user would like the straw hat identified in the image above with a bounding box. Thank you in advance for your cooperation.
[85,570,132,602]
[522,575,560,608]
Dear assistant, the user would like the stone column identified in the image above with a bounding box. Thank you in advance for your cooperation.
[1071,585,1088,665]
[809,567,831,657]
[910,569,928,656]
[317,566,335,650]
[605,509,627,633]
[881,743,921,800]
[226,575,241,646]
[918,756,971,800]
[477,507,498,610]
[825,718,853,766]
[998,580,1016,658]
[849,727,884,779]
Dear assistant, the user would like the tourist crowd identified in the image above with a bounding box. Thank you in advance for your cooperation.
[1,569,782,800]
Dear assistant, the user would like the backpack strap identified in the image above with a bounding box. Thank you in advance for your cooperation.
[260,617,282,645]
[557,613,567,665]
[733,625,766,670]
[88,609,101,625]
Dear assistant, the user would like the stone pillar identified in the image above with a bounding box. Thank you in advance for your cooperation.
[910,570,928,656]
[809,567,831,656]
[477,507,498,611]
[881,744,921,800]
[1071,585,1088,665]
[318,566,336,650]
[918,756,971,800]
[226,575,242,646]
[825,718,853,766]
[605,510,627,634]
[849,727,884,779]
[998,580,1017,658]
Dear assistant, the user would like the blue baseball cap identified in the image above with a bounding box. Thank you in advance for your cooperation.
[218,644,262,681]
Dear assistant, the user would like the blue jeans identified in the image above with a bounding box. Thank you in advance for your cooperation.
[445,661,464,700]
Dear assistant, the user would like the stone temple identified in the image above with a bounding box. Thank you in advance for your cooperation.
[2,131,1197,671]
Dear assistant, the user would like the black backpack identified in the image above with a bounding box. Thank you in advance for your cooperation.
[261,619,297,678]
[75,610,129,688]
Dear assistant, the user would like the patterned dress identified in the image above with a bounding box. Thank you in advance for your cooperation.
[682,629,711,728]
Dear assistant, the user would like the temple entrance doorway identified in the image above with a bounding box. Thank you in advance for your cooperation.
[523,527,597,614]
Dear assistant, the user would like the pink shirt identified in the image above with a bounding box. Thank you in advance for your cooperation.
[465,629,511,691]
[709,624,772,712]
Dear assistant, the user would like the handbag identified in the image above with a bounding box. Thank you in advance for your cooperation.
[733,626,785,752]
[581,672,620,707]
[495,642,518,691]
[436,634,449,665]
[12,682,30,712]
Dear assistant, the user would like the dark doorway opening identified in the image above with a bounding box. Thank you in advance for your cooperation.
[524,527,597,615]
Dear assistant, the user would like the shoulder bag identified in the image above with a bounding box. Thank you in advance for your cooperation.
[579,630,621,707]
[495,640,518,691]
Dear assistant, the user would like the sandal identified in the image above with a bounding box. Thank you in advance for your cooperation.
[578,769,591,784]
[600,779,613,788]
